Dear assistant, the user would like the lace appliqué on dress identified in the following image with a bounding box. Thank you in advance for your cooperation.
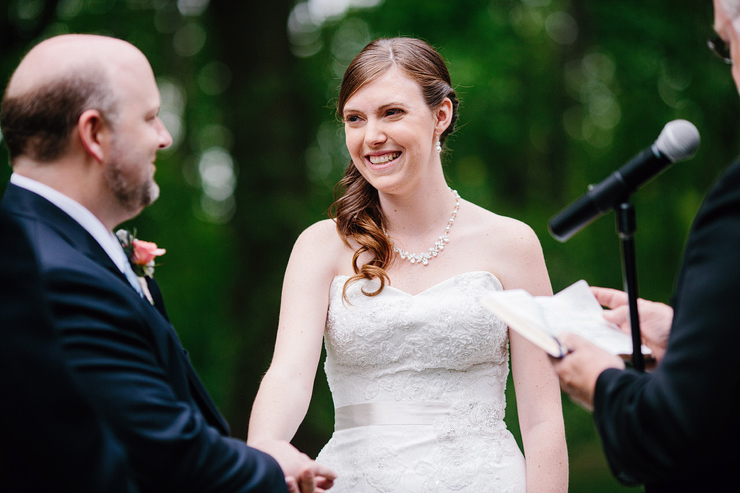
[316,271,527,493]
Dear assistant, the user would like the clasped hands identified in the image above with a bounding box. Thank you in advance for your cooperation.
[551,286,673,411]
[250,438,336,493]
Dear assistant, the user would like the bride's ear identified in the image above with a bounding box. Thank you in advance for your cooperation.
[434,98,453,135]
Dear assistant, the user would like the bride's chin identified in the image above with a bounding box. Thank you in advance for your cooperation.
[368,178,408,196]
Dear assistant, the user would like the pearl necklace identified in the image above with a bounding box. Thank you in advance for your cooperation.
[389,188,460,266]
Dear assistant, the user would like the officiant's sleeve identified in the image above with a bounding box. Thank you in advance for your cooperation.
[593,162,740,489]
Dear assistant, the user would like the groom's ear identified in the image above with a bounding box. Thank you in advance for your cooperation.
[77,109,109,164]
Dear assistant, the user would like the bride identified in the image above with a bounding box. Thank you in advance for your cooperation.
[248,37,568,492]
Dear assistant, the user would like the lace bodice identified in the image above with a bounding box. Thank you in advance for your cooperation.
[317,271,526,492]
[324,271,510,407]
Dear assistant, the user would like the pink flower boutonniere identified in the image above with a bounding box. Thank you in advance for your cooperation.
[116,229,166,304]
[116,229,166,278]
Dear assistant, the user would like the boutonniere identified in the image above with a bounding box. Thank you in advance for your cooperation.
[116,229,166,304]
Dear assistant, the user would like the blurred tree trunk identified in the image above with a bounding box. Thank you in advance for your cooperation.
[0,0,61,189]
[0,0,60,54]
[208,0,326,452]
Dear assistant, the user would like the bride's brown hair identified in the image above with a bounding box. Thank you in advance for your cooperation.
[330,37,459,299]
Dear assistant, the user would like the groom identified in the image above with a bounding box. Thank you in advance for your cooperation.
[0,34,333,492]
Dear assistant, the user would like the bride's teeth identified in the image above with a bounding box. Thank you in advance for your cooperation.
[369,152,400,165]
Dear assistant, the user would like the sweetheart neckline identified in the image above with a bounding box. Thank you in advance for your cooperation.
[331,270,503,297]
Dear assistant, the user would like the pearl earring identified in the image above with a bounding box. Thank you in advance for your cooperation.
[435,139,442,153]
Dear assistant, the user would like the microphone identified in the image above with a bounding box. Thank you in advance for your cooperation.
[549,119,700,242]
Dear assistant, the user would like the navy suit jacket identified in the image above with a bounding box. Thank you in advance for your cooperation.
[0,209,138,492]
[2,184,287,493]
[593,162,740,491]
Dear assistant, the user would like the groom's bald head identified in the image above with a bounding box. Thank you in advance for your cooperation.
[1,34,147,162]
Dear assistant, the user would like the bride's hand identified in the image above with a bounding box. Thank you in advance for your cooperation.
[286,469,314,493]
[286,467,335,493]
[249,438,336,492]
[590,286,673,363]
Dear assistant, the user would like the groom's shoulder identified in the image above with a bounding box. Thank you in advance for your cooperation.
[12,216,133,305]
[16,217,89,269]
[7,211,76,265]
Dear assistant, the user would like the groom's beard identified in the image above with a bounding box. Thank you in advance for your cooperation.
[104,157,160,214]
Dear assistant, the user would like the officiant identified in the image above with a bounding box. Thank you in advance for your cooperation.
[551,1,740,491]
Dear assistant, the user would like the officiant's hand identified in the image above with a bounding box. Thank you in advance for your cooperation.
[249,438,336,492]
[591,286,672,363]
[551,332,625,411]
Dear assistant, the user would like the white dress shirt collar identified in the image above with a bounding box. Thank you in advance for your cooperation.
[10,173,130,274]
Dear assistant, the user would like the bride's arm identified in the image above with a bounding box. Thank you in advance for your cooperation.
[496,221,569,492]
[247,220,340,484]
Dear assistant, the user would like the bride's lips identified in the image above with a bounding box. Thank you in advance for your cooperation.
[366,151,401,170]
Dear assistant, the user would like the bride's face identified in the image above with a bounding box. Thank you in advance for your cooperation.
[341,67,440,195]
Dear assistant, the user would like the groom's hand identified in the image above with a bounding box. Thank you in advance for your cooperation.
[250,438,336,492]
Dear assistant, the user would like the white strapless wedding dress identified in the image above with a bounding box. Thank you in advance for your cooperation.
[316,271,526,492]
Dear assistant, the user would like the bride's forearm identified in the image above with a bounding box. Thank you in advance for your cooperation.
[247,367,314,445]
[522,421,569,492]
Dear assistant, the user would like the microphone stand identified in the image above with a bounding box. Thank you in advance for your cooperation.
[615,201,645,371]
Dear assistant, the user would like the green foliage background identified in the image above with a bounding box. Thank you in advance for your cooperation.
[1,1,737,490]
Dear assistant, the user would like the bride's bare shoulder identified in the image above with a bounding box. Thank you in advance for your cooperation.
[298,218,337,239]
[465,202,540,248]
[461,202,549,292]
[291,219,351,265]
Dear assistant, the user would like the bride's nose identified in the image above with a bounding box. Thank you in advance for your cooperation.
[364,119,387,147]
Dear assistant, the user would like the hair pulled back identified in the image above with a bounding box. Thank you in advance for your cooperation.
[330,37,459,299]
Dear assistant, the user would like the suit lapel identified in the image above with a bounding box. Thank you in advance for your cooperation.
[2,184,134,291]
[3,184,231,436]
[145,277,170,322]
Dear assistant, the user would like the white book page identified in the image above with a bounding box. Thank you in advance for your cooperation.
[481,280,651,357]
[480,290,567,357]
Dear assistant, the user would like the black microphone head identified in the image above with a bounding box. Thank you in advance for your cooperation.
[655,119,700,162]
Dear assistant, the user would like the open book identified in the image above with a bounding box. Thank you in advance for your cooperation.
[481,280,651,360]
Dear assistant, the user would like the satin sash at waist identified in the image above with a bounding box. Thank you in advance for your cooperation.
[334,401,453,431]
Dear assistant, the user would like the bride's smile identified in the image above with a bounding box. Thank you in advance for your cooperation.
[365,150,402,171]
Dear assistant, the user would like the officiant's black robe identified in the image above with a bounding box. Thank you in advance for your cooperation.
[593,161,740,492]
